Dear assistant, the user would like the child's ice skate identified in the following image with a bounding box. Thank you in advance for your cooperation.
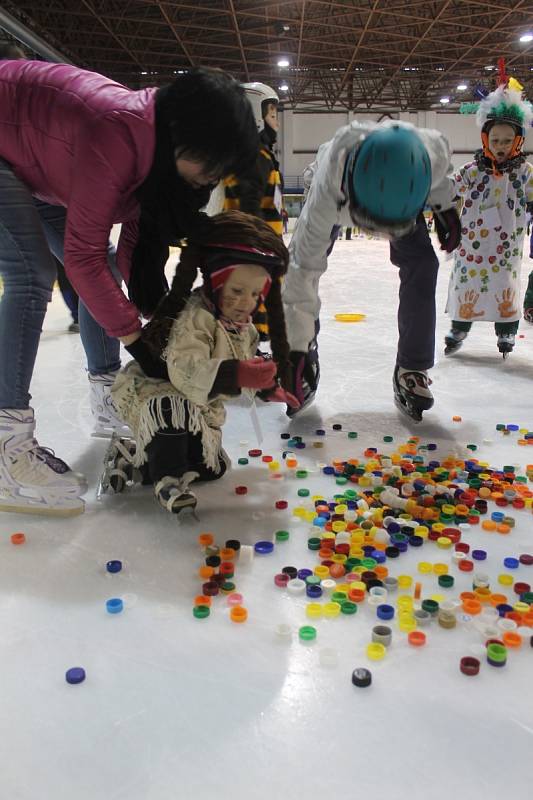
[523,307,533,324]
[89,372,132,439]
[0,408,86,516]
[97,435,140,497]
[444,328,468,356]
[155,472,199,516]
[393,366,433,423]
[497,332,515,359]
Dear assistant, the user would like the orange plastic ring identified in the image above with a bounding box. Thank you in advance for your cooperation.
[502,631,522,648]
[230,605,248,623]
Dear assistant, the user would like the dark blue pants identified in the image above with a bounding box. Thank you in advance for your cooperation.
[389,214,439,371]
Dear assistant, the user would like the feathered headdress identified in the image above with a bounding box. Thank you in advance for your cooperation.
[460,57,533,133]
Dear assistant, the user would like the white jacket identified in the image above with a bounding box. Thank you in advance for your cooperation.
[283,119,454,350]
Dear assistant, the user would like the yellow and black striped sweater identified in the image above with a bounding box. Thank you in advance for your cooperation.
[223,145,283,338]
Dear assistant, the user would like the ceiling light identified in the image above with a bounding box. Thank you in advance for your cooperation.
[439,96,450,104]
[279,84,289,91]
[277,58,290,68]
[519,33,533,42]
[484,65,494,71]
[457,83,467,91]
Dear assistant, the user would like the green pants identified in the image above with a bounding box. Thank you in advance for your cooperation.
[452,319,519,335]
[524,269,533,311]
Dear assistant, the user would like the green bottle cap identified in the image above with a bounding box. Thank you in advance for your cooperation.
[275,530,290,542]
[193,605,210,619]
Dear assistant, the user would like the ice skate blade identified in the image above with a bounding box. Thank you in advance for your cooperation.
[91,427,132,440]
[444,343,462,356]
[0,498,85,517]
[394,393,423,424]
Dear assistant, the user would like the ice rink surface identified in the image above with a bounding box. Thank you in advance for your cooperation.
[2,234,533,799]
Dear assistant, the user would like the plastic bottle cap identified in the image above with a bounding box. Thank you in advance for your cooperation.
[106,597,123,614]
[230,605,248,623]
[235,485,248,495]
[352,667,372,687]
[254,541,274,554]
[366,642,386,661]
[193,605,210,619]
[460,657,480,676]
[11,532,26,545]
[408,631,426,647]
[106,559,122,573]
[65,667,86,685]
[299,625,317,641]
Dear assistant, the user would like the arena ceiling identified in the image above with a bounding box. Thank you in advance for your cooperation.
[3,0,533,112]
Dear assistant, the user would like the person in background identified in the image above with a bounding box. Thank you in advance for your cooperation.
[224,83,283,339]
[445,77,533,356]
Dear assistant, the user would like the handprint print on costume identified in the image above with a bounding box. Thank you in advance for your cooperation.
[496,288,518,318]
[458,289,485,319]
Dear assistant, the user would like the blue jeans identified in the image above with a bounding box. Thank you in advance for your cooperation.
[0,158,121,408]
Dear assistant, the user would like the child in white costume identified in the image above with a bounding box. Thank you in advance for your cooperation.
[445,76,533,357]
[108,212,298,514]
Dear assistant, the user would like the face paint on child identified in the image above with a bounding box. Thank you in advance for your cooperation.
[487,123,517,163]
[218,264,270,323]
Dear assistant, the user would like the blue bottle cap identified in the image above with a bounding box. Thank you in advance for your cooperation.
[106,560,122,573]
[254,541,274,555]
[66,667,86,684]
[471,549,487,561]
[297,568,313,580]
[503,557,519,569]
[323,466,335,475]
[295,442,306,449]
[315,429,326,436]
[377,604,395,620]
[106,597,124,614]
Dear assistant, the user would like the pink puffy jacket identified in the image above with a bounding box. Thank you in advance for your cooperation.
[0,60,158,337]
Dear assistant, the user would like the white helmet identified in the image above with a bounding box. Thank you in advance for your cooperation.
[242,82,279,130]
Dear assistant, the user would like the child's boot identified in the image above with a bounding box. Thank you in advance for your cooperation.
[155,472,199,515]
[444,328,468,355]
[0,408,86,516]
[497,332,515,358]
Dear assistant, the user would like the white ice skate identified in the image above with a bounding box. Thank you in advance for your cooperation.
[97,434,141,498]
[89,371,132,439]
[155,472,199,516]
[0,408,86,516]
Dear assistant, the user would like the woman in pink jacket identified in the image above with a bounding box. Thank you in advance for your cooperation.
[0,60,258,516]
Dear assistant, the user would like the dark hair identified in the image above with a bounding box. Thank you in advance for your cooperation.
[128,68,259,317]
[158,67,259,179]
[0,42,26,60]
[142,211,292,391]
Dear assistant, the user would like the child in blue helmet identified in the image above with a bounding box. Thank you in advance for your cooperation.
[283,119,460,422]
[445,78,533,357]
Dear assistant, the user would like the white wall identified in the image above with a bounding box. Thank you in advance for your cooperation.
[279,109,533,180]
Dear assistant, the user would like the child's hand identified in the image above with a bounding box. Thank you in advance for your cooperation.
[237,357,277,389]
[262,386,301,409]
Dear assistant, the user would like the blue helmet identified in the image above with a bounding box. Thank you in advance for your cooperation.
[344,125,432,235]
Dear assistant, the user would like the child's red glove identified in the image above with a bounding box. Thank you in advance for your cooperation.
[237,357,277,389]
[262,385,301,409]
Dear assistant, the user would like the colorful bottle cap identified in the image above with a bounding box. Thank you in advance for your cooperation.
[460,657,480,676]
[299,625,317,641]
[11,532,26,545]
[230,606,248,623]
[408,631,426,647]
[106,598,123,614]
[366,642,386,661]
[254,541,274,554]
[65,667,86,684]
[193,605,210,619]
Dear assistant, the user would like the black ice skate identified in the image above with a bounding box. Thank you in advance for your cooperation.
[287,322,321,418]
[497,332,515,359]
[155,473,199,516]
[393,366,434,423]
[444,328,468,356]
[523,307,533,324]
[97,435,140,498]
